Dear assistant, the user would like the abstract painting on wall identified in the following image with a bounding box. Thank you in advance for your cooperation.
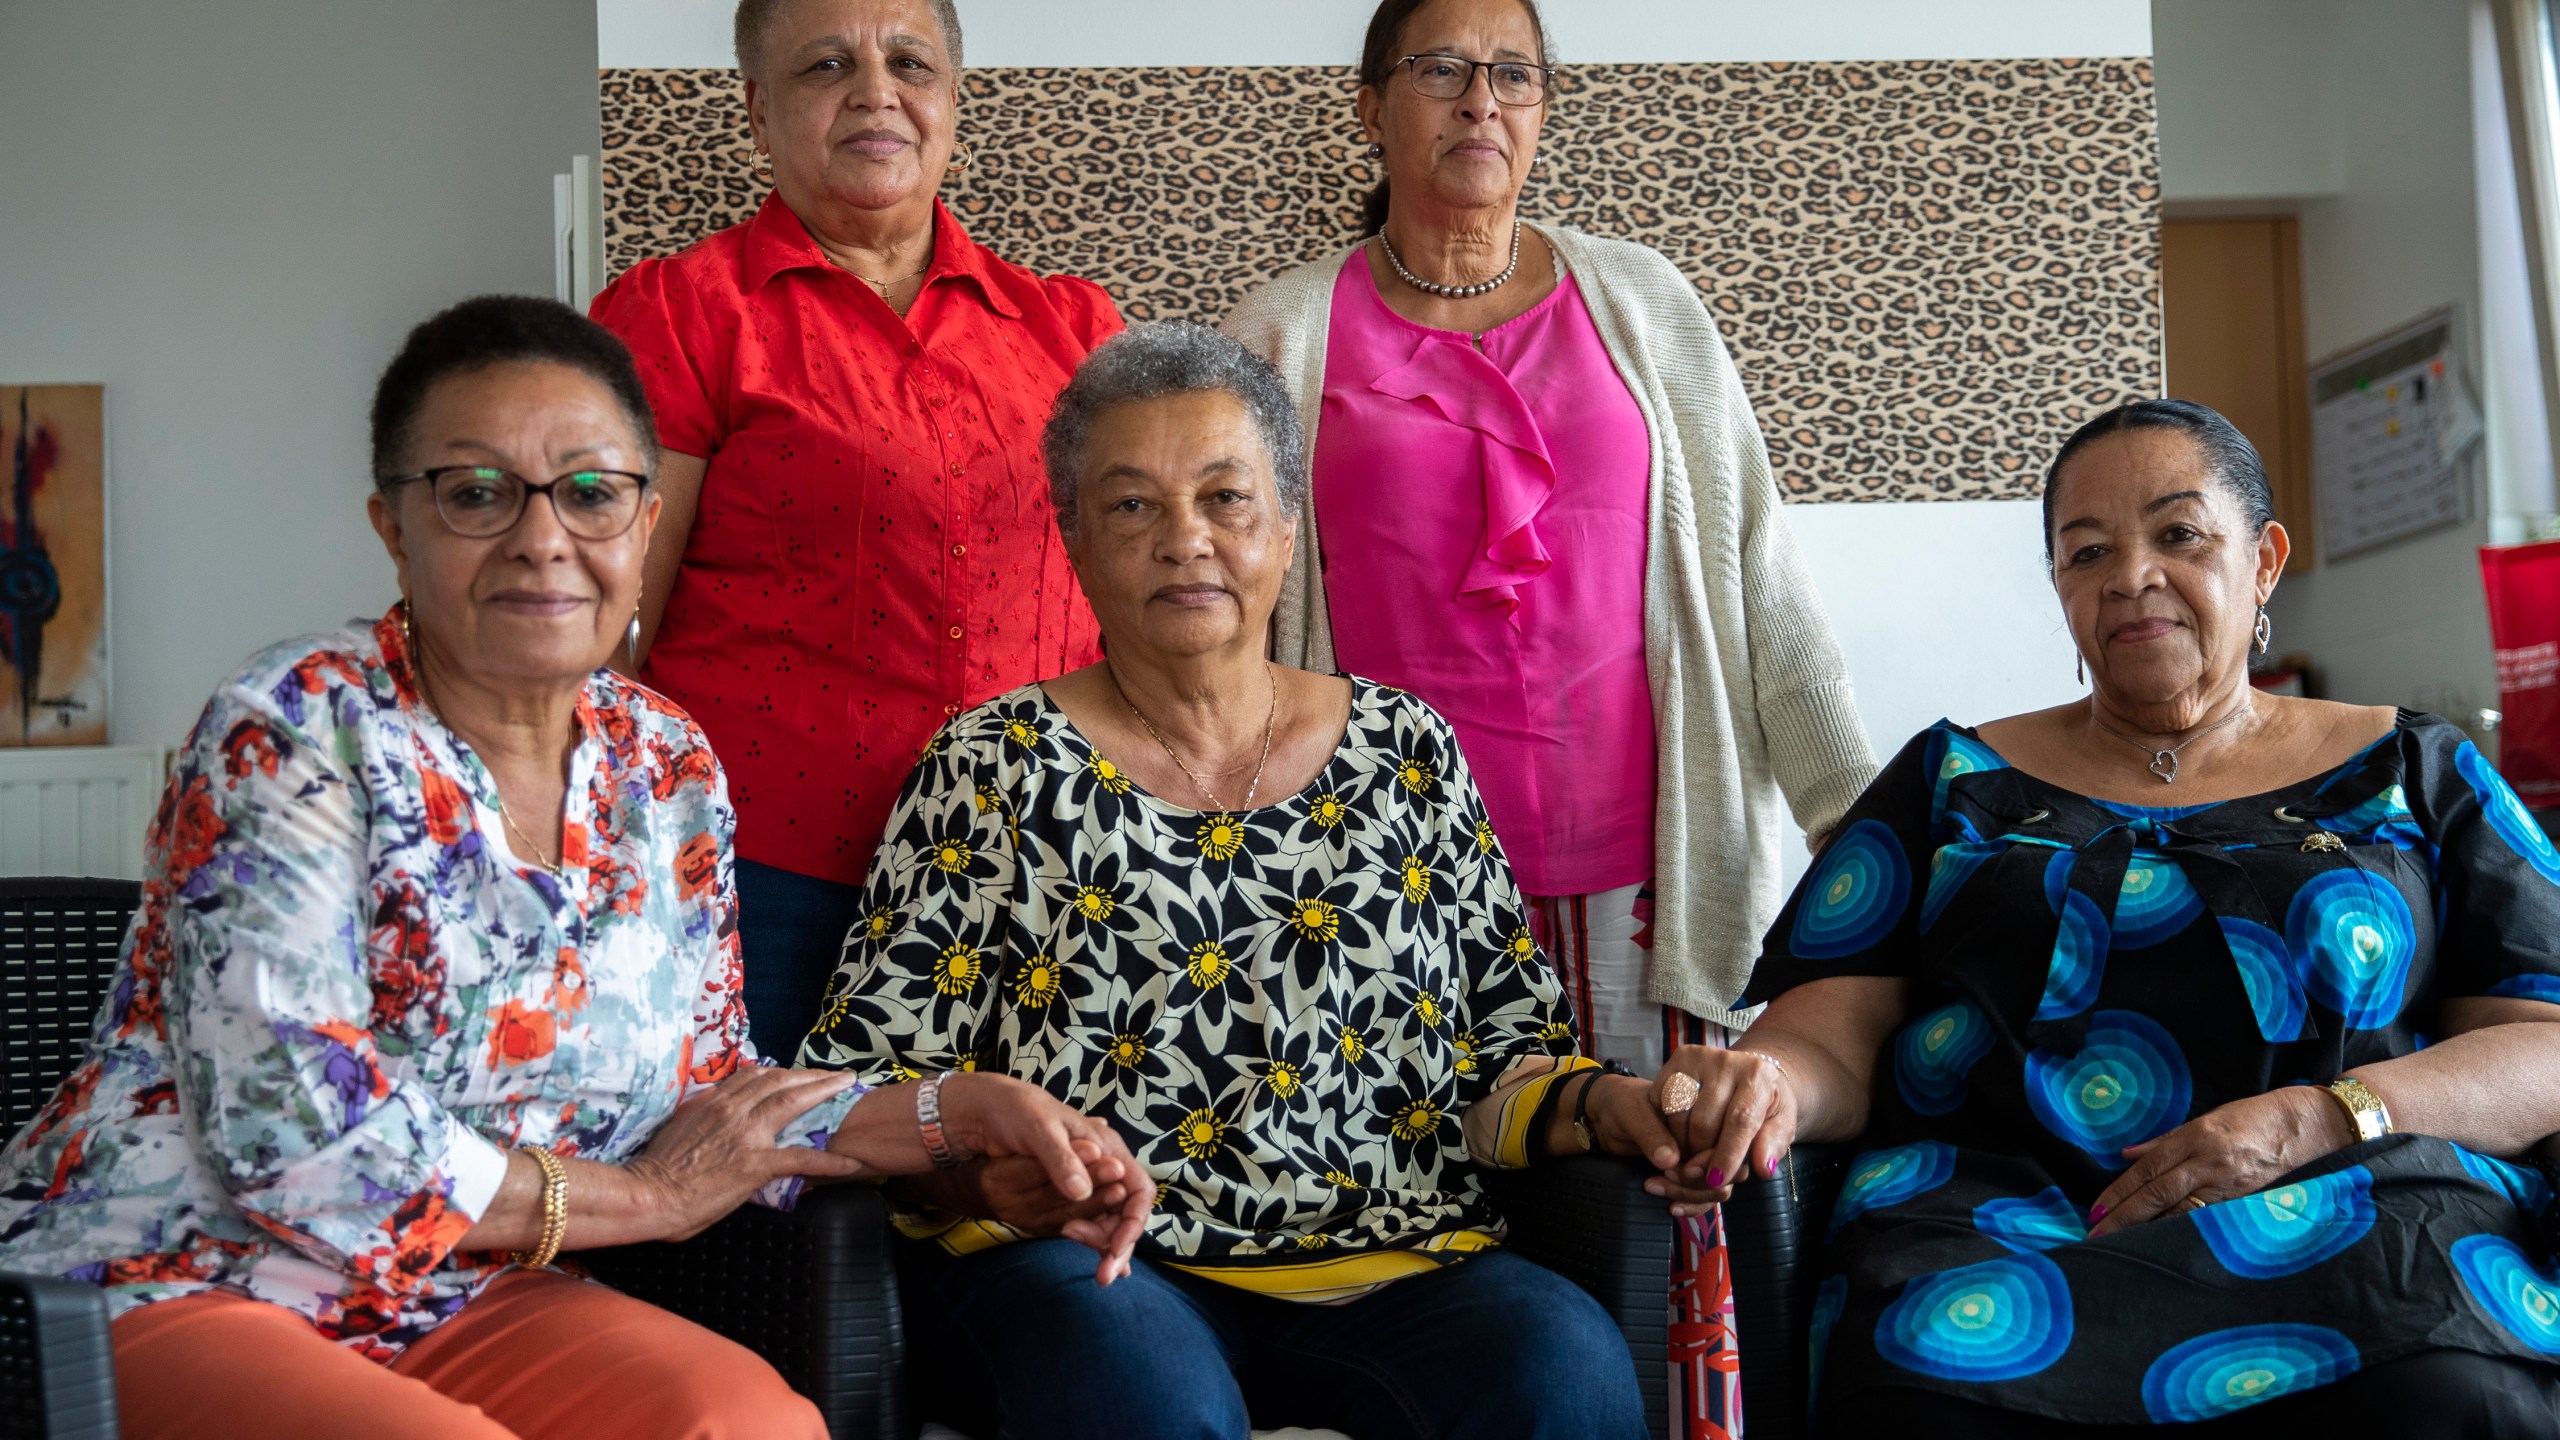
[0,385,107,746]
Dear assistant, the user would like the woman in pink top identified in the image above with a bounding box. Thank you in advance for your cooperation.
[1225,0,1877,1431]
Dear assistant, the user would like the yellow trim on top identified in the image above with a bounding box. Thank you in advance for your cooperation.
[1491,1056,1600,1168]
[1166,1230,1503,1303]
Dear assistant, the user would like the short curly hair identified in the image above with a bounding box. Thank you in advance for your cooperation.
[368,296,658,486]
[734,0,964,78]
[1041,324,1308,536]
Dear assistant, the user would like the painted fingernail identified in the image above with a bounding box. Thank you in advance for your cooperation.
[1706,1168,1725,1188]
[2088,1204,2108,1224]
[1764,1156,1780,1178]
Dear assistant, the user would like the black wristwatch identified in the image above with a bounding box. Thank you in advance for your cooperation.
[1570,1060,1638,1153]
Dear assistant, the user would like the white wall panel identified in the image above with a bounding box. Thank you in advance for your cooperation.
[0,1,601,750]
[1775,500,2080,884]
[601,0,2150,68]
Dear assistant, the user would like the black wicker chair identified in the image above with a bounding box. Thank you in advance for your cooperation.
[2,877,136,1440]
[0,876,913,1440]
[0,876,1683,1440]
[1723,1140,1855,1440]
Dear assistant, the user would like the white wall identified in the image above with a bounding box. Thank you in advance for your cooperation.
[0,2,601,749]
[602,0,2149,67]
[2154,0,2347,200]
[2156,0,2503,716]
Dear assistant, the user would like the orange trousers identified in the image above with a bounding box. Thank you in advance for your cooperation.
[107,1269,826,1440]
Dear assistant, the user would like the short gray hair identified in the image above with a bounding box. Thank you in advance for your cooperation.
[734,0,965,78]
[1042,324,1309,536]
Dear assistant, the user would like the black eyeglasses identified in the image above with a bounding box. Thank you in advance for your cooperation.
[384,465,651,540]
[1395,53,1555,106]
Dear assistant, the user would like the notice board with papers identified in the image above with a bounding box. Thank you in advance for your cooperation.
[2309,309,2482,562]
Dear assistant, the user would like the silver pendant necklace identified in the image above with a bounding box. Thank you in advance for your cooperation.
[1377,224,1522,301]
[2093,700,2253,784]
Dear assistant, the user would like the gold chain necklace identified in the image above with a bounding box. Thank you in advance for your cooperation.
[848,263,928,298]
[402,609,569,877]
[1110,662,1279,812]
[839,256,931,298]
[2092,698,2253,785]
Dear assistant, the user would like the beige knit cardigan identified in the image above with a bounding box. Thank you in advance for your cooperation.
[1221,225,1878,1026]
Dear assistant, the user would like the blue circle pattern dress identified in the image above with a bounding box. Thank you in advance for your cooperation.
[1740,713,2560,1425]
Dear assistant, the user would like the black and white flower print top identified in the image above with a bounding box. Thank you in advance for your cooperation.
[801,680,1588,1302]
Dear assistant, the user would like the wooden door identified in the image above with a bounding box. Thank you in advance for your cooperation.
[2161,217,2315,566]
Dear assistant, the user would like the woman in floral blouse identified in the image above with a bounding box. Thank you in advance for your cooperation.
[802,324,1709,1439]
[0,297,1146,1440]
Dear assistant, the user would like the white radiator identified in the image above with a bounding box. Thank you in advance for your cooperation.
[0,747,166,880]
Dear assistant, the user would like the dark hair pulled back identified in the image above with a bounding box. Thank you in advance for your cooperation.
[1356,0,1554,235]
[369,296,659,486]
[2040,398,2275,561]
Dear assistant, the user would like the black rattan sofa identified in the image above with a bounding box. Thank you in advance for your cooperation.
[1,876,1821,1440]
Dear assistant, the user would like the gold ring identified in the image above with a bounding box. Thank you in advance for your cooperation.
[1657,1072,1701,1115]
[2177,1195,2207,1213]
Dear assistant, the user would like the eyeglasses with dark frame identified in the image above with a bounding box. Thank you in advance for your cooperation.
[383,465,653,541]
[1394,52,1555,106]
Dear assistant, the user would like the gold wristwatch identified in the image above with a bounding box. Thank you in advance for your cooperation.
[2324,1077,2393,1143]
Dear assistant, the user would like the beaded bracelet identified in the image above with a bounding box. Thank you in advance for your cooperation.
[511,1146,568,1268]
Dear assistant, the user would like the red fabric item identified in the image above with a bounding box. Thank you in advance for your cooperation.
[2481,540,2560,806]
[593,195,1121,883]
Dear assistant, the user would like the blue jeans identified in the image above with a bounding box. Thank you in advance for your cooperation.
[906,1240,1648,1440]
[731,858,865,1062]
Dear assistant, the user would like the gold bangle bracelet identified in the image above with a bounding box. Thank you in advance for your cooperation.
[511,1146,568,1268]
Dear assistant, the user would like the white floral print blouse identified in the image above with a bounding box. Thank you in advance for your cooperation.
[0,609,860,1360]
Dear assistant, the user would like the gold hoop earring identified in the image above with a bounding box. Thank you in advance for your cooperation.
[947,141,975,174]
[750,147,775,185]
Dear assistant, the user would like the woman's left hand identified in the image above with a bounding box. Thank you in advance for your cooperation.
[2087,1087,2352,1237]
[1578,1074,1687,1174]
[940,1073,1153,1284]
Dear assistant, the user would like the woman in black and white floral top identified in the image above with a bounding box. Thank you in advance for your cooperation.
[801,323,1708,1439]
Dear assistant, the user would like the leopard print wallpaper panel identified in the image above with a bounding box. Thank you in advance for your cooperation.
[599,60,2160,504]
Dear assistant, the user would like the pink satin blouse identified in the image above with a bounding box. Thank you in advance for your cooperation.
[1313,251,1656,896]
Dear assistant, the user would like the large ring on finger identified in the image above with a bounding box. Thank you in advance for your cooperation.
[1658,1072,1701,1115]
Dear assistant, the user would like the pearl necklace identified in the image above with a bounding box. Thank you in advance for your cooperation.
[1377,224,1522,301]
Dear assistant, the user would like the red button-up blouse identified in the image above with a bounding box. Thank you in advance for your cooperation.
[593,195,1120,884]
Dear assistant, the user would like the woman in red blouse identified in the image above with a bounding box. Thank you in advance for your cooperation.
[593,0,1121,1056]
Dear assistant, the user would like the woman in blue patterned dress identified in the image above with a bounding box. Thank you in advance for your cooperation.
[1650,400,2560,1435]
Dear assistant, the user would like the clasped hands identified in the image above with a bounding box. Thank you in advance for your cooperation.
[626,1067,1151,1285]
[896,1072,1154,1285]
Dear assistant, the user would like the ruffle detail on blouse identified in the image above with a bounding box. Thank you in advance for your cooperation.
[1367,339,1557,614]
